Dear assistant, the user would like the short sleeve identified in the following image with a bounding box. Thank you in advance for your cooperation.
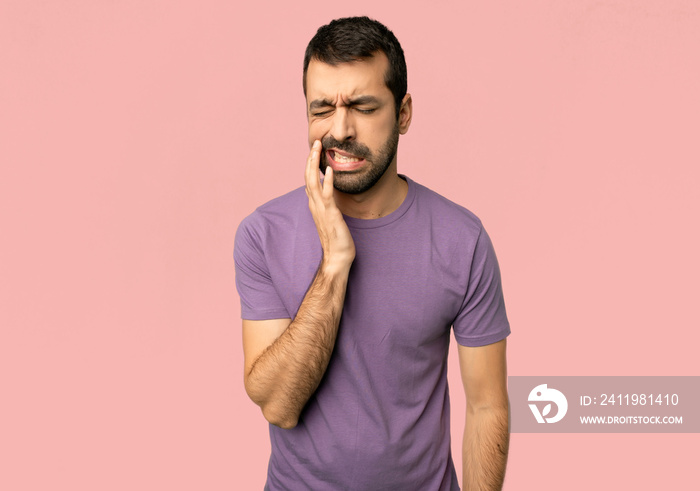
[452,226,510,347]
[233,215,290,320]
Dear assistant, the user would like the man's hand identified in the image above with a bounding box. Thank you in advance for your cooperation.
[241,142,355,429]
[305,140,355,272]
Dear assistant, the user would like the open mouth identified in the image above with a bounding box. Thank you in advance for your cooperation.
[327,149,366,170]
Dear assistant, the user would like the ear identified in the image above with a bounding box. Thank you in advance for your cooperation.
[398,93,413,134]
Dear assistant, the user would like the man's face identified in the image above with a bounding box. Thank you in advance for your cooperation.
[305,52,406,194]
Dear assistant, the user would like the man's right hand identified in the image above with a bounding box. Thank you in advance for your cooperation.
[241,142,355,429]
[305,140,355,272]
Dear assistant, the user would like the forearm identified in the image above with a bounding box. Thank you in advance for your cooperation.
[245,260,350,428]
[462,403,510,490]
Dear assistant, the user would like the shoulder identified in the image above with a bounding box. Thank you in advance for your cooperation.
[409,178,484,240]
[241,186,308,226]
[234,186,311,259]
[237,186,308,236]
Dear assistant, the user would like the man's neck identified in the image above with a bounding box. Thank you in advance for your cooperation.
[333,165,408,219]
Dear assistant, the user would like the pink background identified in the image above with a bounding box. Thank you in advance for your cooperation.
[2,1,698,489]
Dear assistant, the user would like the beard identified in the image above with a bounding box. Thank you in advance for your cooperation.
[319,123,400,195]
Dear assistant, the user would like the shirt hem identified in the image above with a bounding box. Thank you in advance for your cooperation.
[454,327,510,347]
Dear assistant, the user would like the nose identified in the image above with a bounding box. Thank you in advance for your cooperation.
[329,107,355,142]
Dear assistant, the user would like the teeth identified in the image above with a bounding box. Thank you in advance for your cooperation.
[333,151,360,163]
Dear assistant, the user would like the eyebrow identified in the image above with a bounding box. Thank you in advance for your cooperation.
[308,95,381,111]
[347,95,380,106]
[309,99,334,111]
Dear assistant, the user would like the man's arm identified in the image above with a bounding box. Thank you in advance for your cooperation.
[459,338,509,490]
[242,141,355,429]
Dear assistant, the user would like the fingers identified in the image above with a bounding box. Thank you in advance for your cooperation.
[322,164,334,199]
[302,140,354,266]
[306,139,335,206]
[305,140,322,196]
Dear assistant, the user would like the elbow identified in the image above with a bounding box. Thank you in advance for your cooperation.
[466,395,510,416]
[244,377,300,429]
[247,387,299,428]
[262,404,299,429]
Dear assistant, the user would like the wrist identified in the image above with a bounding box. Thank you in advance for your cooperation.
[319,254,353,278]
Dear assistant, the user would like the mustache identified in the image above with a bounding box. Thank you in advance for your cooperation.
[321,136,370,159]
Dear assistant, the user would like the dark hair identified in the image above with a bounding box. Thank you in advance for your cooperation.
[303,16,407,118]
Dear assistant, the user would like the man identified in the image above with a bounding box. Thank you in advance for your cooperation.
[234,16,510,490]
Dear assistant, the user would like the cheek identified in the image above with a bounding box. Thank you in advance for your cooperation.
[361,119,393,147]
[308,118,332,138]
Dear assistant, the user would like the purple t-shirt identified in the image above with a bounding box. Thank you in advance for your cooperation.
[234,176,510,490]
